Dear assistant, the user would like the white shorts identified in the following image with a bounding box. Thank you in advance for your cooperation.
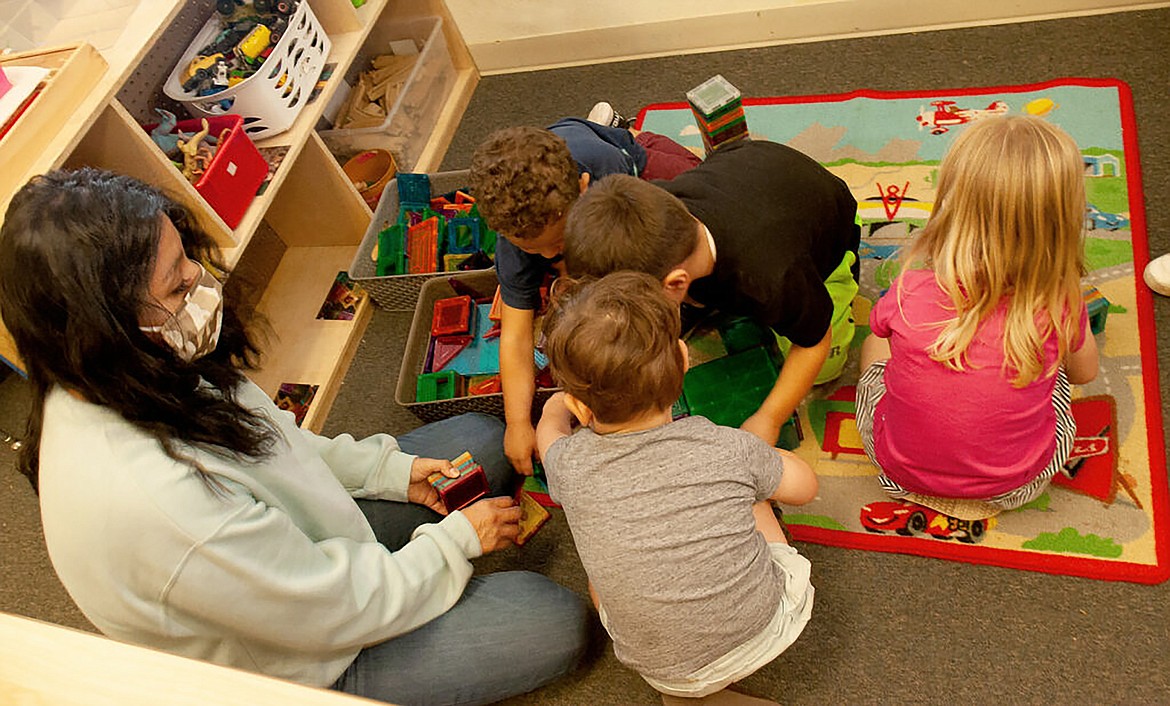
[600,543,815,698]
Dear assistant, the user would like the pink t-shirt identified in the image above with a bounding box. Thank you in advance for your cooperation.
[869,269,1088,498]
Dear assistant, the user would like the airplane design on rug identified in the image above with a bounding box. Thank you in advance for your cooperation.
[915,99,1009,135]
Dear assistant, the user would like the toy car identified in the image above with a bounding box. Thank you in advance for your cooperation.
[859,501,991,544]
[1085,203,1129,231]
[200,21,253,56]
[181,53,226,92]
[235,24,272,62]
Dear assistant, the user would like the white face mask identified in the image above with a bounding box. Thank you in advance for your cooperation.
[141,264,224,362]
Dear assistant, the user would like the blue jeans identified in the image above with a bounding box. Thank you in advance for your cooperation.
[336,414,588,706]
[355,413,518,550]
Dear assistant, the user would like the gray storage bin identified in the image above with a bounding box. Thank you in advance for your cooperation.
[348,169,492,312]
[396,269,557,423]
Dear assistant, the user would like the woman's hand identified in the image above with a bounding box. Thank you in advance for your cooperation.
[460,497,522,554]
[407,457,457,514]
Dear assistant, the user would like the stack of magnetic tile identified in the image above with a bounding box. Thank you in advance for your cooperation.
[427,451,489,512]
[686,74,748,154]
[1082,283,1111,335]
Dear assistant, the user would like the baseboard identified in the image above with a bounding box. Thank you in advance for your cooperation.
[450,0,1170,75]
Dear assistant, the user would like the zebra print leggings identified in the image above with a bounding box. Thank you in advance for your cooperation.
[854,360,1076,512]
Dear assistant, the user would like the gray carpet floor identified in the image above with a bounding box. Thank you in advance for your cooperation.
[2,8,1168,704]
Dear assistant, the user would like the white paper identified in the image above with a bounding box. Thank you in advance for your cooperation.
[0,66,52,133]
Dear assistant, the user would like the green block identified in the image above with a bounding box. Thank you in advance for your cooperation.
[376,224,406,276]
[719,317,771,355]
[416,370,459,402]
[671,395,690,420]
[705,115,748,138]
[777,416,801,451]
[682,346,800,449]
[455,223,474,249]
[691,96,742,120]
[481,228,497,257]
[1088,309,1109,336]
[1084,285,1110,335]
[683,347,778,429]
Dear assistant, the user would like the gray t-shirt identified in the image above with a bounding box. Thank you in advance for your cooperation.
[544,415,787,679]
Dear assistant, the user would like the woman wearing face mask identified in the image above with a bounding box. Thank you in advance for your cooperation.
[0,169,587,706]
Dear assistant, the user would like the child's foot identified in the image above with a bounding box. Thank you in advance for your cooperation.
[587,101,631,129]
[1144,252,1170,296]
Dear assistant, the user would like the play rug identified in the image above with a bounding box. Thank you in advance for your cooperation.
[638,79,1168,584]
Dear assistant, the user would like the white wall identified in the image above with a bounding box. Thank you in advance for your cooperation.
[1,0,141,54]
[447,0,1170,74]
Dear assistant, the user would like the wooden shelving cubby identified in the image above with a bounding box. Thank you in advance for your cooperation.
[0,0,480,430]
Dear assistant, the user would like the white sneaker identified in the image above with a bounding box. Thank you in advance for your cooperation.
[586,101,628,129]
[1145,252,1170,296]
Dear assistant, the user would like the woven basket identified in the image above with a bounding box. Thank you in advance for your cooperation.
[395,269,557,422]
[349,169,494,312]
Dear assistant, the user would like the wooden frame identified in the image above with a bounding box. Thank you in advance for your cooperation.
[0,612,385,706]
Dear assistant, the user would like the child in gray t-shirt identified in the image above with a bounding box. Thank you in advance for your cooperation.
[536,272,818,703]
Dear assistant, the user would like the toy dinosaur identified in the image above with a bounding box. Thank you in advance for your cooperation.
[177,119,211,180]
[149,108,181,156]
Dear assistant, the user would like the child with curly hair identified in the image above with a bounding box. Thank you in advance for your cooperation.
[469,111,700,474]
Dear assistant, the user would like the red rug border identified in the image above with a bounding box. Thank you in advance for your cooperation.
[639,78,1169,584]
[634,77,1137,125]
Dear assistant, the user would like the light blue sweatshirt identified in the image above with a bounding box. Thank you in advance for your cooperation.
[38,380,481,686]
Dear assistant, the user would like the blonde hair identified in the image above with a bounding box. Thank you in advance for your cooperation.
[904,115,1086,387]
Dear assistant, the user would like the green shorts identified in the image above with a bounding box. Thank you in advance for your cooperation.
[776,249,858,385]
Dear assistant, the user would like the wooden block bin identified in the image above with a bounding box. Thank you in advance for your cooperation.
[349,168,492,312]
[396,269,557,423]
[319,15,457,171]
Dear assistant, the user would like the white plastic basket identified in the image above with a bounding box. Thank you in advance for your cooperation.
[162,2,331,141]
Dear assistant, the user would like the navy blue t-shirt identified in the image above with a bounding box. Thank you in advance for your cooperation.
[495,118,647,310]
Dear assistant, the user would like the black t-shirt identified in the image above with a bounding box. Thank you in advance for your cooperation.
[657,139,859,347]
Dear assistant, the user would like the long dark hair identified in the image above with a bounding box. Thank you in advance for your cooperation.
[0,169,277,490]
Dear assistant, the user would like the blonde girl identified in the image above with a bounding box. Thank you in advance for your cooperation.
[855,115,1099,516]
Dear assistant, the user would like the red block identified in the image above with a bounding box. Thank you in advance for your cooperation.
[428,452,490,512]
[141,115,268,229]
[432,335,472,371]
[432,295,472,337]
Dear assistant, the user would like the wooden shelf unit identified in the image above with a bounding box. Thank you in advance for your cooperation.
[0,0,479,432]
